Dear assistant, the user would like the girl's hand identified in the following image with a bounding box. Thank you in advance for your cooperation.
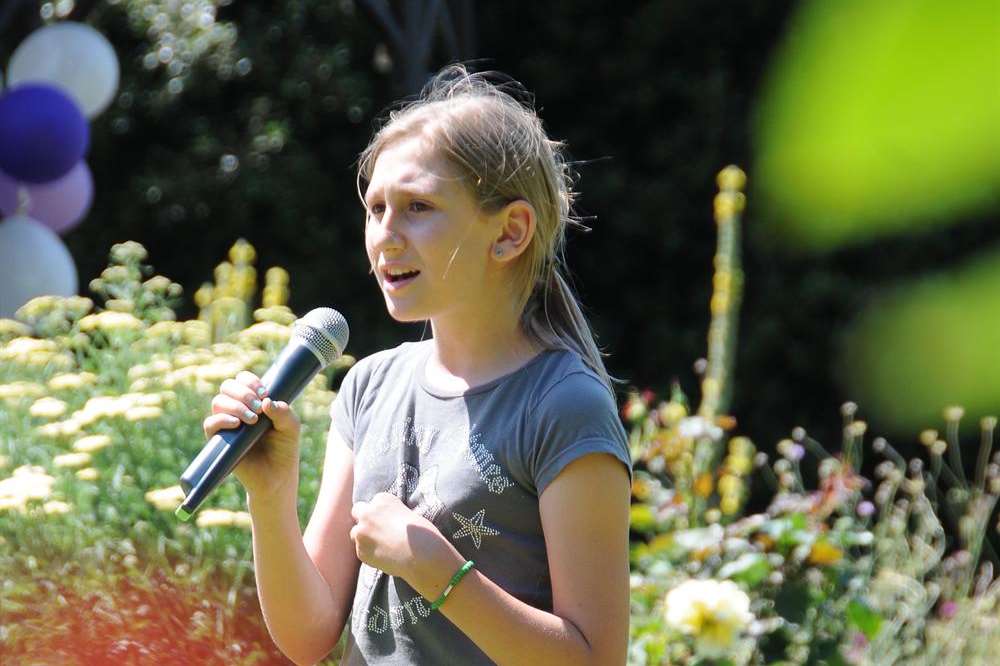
[349,493,452,584]
[202,370,302,499]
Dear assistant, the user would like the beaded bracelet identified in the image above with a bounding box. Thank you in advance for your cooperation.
[430,560,475,611]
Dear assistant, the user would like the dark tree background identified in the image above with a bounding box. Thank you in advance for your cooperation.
[6,0,999,458]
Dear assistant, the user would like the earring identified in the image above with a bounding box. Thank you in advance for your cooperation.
[494,246,504,257]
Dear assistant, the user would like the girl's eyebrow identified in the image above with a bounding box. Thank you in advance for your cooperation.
[364,183,444,205]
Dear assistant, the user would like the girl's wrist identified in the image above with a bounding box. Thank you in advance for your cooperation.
[407,529,466,601]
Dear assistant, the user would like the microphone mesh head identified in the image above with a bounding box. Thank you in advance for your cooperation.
[293,308,349,367]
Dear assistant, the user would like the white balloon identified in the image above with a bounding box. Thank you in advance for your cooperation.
[8,22,120,118]
[0,215,78,318]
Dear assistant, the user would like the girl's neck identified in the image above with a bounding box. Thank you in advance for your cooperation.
[424,314,542,393]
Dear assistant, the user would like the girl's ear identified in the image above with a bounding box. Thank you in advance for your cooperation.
[492,199,536,260]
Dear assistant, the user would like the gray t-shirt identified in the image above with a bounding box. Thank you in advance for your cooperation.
[329,340,631,665]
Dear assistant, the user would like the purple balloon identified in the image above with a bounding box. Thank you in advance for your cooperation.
[0,163,94,233]
[0,84,89,184]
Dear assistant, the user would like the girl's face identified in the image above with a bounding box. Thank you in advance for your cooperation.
[364,134,498,323]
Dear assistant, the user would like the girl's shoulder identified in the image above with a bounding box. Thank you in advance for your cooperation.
[524,347,617,408]
[339,340,428,392]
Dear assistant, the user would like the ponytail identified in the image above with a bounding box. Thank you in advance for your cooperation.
[520,263,620,394]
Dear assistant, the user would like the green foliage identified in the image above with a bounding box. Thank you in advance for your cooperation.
[754,0,999,248]
[0,243,352,663]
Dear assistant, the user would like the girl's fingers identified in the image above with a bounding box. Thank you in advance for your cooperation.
[221,378,266,412]
[211,394,261,424]
[235,371,266,399]
[261,398,298,431]
[202,412,241,438]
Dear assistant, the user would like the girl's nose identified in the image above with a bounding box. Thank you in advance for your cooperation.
[369,211,405,255]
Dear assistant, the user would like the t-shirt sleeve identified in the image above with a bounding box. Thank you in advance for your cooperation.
[529,372,633,497]
[329,361,361,451]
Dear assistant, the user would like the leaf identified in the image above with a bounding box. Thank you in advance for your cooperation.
[718,552,771,587]
[774,581,812,624]
[846,598,884,640]
[754,0,1000,249]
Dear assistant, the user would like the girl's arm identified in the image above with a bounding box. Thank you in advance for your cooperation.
[248,427,361,666]
[406,451,631,666]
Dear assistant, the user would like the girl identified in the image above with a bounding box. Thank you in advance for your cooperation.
[203,65,632,665]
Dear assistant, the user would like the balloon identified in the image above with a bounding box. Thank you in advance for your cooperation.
[0,215,78,318]
[8,22,120,118]
[0,84,89,184]
[0,163,94,234]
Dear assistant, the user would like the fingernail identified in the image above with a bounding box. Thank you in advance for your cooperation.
[251,399,262,411]
[256,386,266,398]
[244,409,256,421]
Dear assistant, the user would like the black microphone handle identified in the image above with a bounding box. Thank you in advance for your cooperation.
[176,340,324,520]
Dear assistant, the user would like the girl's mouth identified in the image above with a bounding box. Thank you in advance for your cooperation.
[384,270,420,290]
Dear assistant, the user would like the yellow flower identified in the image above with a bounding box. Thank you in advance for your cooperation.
[145,485,186,511]
[25,349,74,368]
[0,381,46,401]
[29,397,68,419]
[182,320,210,345]
[1,337,58,359]
[664,579,753,657]
[48,372,98,391]
[124,405,163,422]
[694,473,714,498]
[239,320,292,346]
[78,311,144,332]
[726,453,753,475]
[919,429,938,447]
[43,500,72,515]
[253,305,296,325]
[146,320,184,341]
[0,318,32,338]
[720,495,741,516]
[658,401,688,426]
[195,360,247,384]
[944,405,965,422]
[0,465,55,512]
[36,419,83,438]
[127,359,173,381]
[717,474,742,496]
[72,435,113,454]
[196,509,252,528]
[808,540,844,566]
[53,452,92,468]
[76,468,99,481]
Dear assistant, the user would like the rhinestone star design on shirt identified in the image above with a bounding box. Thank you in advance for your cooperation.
[452,509,499,549]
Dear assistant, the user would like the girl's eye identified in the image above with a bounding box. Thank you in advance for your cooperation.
[409,201,431,213]
[368,203,385,218]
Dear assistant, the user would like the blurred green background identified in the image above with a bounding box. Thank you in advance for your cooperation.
[3,0,998,457]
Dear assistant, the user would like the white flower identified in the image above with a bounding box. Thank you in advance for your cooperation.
[43,500,72,515]
[0,465,56,512]
[0,381,46,401]
[48,372,98,391]
[678,416,724,441]
[53,452,92,468]
[72,434,113,454]
[196,509,251,528]
[76,468,99,481]
[144,485,186,511]
[124,405,163,421]
[664,578,753,657]
[29,397,68,419]
[78,311,144,332]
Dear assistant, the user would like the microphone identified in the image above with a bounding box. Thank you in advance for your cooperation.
[175,307,349,521]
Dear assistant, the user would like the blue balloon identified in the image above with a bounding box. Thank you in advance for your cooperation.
[0,84,89,184]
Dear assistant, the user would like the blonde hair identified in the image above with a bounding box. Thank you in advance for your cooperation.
[358,65,619,392]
